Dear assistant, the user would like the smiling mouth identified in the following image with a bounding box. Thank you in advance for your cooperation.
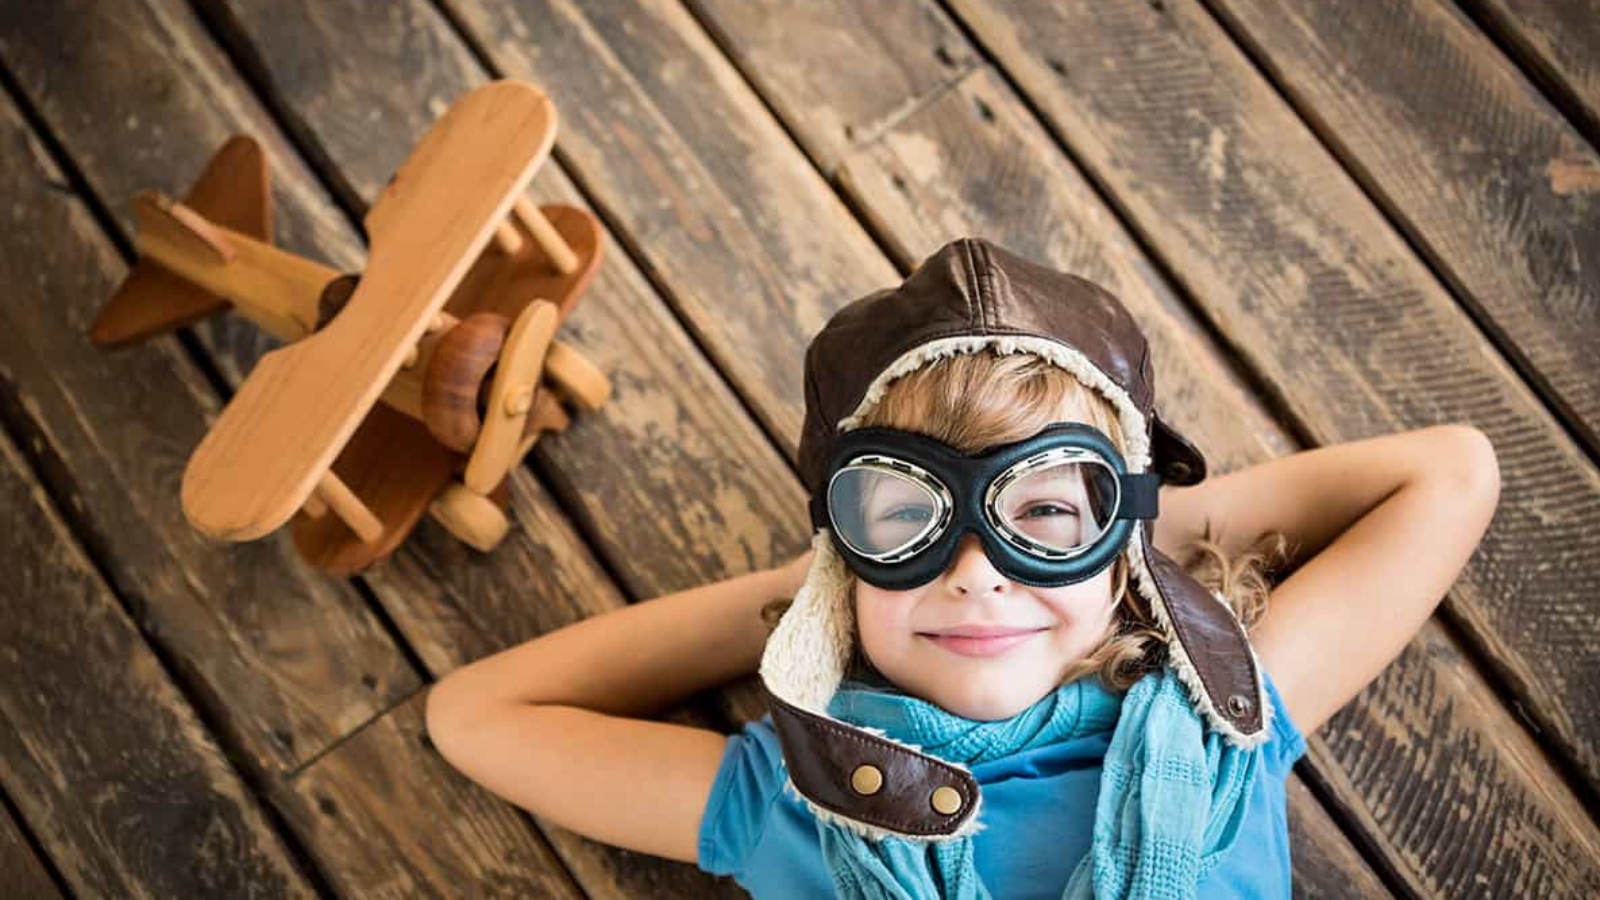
[919,628,1049,658]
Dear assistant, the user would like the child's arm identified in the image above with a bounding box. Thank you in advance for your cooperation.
[424,550,813,864]
[1152,424,1500,736]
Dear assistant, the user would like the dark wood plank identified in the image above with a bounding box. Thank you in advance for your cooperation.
[0,9,419,780]
[0,798,65,900]
[1197,0,1600,482]
[837,69,1600,900]
[1459,0,1600,141]
[0,424,317,897]
[1283,777,1391,899]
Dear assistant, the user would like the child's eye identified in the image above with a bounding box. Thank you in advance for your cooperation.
[881,505,932,522]
[1020,503,1077,518]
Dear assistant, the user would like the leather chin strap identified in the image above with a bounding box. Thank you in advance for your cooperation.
[764,522,1265,840]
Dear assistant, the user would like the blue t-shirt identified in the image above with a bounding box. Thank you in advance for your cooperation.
[698,667,1307,899]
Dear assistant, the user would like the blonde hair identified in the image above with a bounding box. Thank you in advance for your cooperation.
[763,347,1288,694]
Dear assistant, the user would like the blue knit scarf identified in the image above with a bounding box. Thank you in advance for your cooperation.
[817,667,1262,899]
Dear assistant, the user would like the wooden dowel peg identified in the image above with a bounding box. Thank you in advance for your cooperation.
[493,219,525,256]
[315,471,383,544]
[302,493,329,519]
[513,198,577,274]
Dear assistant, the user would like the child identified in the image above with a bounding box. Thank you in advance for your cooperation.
[425,238,1500,899]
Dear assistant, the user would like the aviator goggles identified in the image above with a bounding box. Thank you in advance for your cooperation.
[810,422,1161,591]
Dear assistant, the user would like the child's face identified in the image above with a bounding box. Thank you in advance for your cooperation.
[854,532,1118,721]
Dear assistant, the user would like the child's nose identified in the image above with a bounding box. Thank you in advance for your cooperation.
[943,533,1008,597]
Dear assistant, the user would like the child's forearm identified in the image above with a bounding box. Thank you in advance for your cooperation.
[432,561,804,721]
[1158,424,1483,570]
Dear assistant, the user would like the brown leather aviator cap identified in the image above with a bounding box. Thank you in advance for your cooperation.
[758,237,1272,843]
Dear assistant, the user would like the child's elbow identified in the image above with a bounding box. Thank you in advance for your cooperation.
[1443,424,1500,508]
[423,671,479,767]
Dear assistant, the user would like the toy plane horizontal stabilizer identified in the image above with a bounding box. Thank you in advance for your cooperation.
[92,136,271,347]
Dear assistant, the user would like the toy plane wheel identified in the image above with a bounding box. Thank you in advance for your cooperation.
[429,482,510,552]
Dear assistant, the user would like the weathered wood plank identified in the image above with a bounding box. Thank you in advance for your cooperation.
[2,0,776,896]
[832,59,1600,890]
[685,1,982,173]
[1458,0,1600,140]
[0,797,65,900]
[1197,0,1600,483]
[0,420,317,896]
[0,7,419,780]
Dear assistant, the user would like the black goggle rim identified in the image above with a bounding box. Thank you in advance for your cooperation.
[810,422,1159,590]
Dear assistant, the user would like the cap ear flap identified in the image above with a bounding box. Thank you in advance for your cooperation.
[1126,523,1272,749]
[1150,412,1207,485]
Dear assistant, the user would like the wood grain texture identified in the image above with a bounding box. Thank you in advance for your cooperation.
[678,2,1600,893]
[1283,776,1391,899]
[0,799,64,900]
[937,0,1600,808]
[685,0,982,172]
[1459,0,1600,140]
[1197,0,1600,471]
[0,24,418,779]
[0,432,317,898]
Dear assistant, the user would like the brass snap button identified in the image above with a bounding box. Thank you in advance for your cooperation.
[1167,461,1192,480]
[1226,693,1251,716]
[850,764,883,796]
[930,785,963,815]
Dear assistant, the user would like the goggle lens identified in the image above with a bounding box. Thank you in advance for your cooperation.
[989,458,1119,555]
[827,464,945,558]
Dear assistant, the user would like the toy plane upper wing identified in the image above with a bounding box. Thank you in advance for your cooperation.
[181,80,557,541]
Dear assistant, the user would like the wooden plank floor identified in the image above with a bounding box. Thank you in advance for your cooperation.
[1,0,1595,896]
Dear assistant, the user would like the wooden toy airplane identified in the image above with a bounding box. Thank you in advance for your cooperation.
[88,80,611,574]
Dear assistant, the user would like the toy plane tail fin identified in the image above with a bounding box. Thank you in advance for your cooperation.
[91,136,271,347]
